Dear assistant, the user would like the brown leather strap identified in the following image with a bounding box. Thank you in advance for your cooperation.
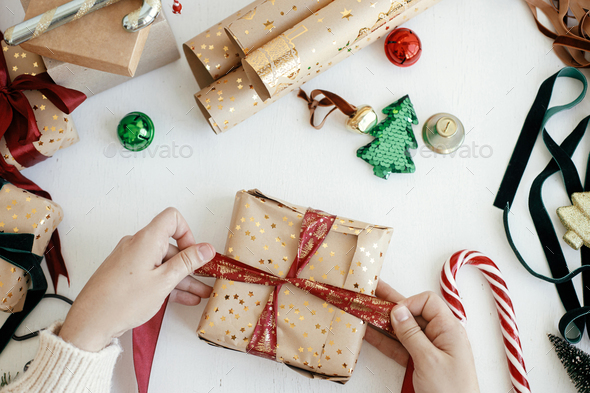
[298,89,357,129]
[525,0,590,68]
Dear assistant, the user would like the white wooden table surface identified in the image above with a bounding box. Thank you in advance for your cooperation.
[2,0,590,392]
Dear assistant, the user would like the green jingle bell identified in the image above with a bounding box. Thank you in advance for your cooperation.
[117,112,155,152]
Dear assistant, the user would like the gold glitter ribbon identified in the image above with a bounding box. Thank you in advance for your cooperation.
[34,8,57,39]
[73,0,98,21]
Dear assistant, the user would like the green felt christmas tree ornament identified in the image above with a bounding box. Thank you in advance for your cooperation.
[117,112,155,152]
[356,95,418,179]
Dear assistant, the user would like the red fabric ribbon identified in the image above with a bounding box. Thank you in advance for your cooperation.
[132,209,417,393]
[0,30,87,289]
[0,31,86,168]
[0,156,69,290]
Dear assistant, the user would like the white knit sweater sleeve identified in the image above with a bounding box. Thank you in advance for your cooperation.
[1,322,122,393]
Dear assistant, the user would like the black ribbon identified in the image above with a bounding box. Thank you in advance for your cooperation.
[495,67,590,343]
[0,231,45,353]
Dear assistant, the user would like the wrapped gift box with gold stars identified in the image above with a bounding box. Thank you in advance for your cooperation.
[0,180,63,313]
[197,190,393,381]
[0,39,79,171]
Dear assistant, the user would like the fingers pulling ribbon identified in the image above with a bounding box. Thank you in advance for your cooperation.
[132,208,418,393]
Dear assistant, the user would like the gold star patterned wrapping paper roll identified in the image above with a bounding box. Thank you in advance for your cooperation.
[194,0,439,134]
[196,190,393,381]
[0,40,79,171]
[0,182,63,313]
[225,0,334,57]
[243,0,437,101]
[183,0,268,89]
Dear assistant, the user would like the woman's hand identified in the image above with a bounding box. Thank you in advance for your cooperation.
[59,208,215,352]
[365,281,480,393]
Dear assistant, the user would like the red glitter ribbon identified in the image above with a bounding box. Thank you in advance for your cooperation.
[133,209,418,393]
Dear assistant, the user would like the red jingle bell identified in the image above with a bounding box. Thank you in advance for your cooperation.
[384,28,422,67]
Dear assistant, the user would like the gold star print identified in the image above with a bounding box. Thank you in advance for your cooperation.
[11,214,17,219]
[263,245,269,250]
[218,105,223,110]
[13,227,18,233]
[209,45,214,50]
[12,66,17,72]
[2,46,7,52]
[341,8,353,19]
[228,247,233,253]
[298,347,304,352]
[217,32,222,36]
[245,231,251,236]
[40,105,45,110]
[13,53,19,58]
[271,223,276,229]
[263,19,275,31]
[251,236,256,241]
[330,251,335,257]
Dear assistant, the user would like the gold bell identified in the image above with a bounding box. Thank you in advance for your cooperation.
[345,105,378,134]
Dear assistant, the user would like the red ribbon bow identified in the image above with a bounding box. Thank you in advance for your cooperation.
[0,31,86,168]
[0,30,87,289]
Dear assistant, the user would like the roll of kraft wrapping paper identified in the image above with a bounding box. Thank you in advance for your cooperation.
[182,0,266,89]
[195,0,439,134]
[225,0,333,57]
[243,0,433,101]
[183,0,333,89]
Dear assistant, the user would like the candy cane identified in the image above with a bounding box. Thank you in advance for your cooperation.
[440,250,531,393]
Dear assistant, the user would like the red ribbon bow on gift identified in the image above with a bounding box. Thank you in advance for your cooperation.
[0,31,86,168]
[133,209,417,393]
[0,30,87,289]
